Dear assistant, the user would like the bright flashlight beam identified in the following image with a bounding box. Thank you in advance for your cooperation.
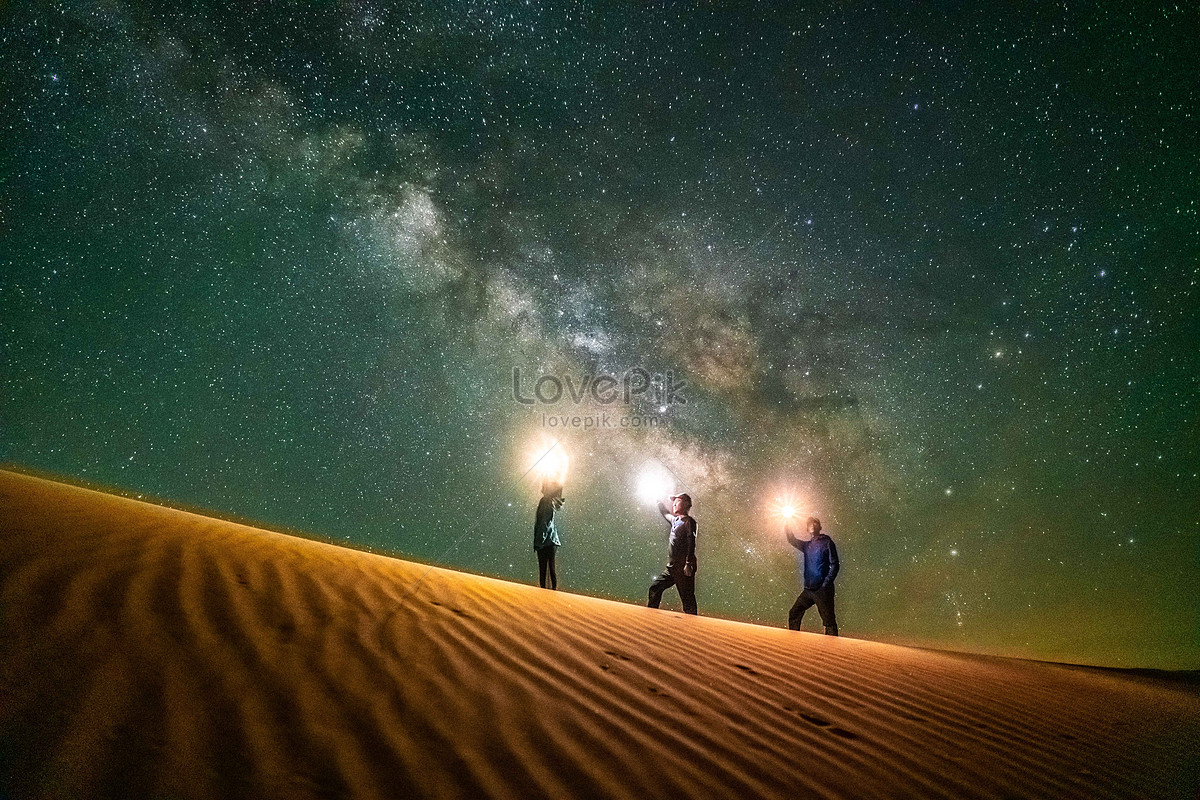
[770,492,804,523]
[529,438,569,486]
[636,465,675,505]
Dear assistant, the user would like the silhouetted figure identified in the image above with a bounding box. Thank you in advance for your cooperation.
[534,481,564,589]
[786,516,839,635]
[648,493,698,615]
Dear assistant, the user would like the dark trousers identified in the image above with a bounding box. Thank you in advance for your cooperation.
[537,546,557,589]
[648,568,697,615]
[789,585,837,635]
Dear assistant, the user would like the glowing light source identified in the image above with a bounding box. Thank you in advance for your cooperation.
[769,491,805,523]
[635,464,675,505]
[528,437,569,486]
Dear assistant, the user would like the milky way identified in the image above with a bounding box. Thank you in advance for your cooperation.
[2,1,1196,667]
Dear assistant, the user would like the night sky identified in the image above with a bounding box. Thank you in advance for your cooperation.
[3,1,1197,669]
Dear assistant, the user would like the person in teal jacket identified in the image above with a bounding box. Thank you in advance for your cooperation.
[534,481,564,589]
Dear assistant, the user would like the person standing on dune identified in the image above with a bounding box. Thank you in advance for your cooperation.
[534,481,564,589]
[785,516,840,635]
[647,493,698,615]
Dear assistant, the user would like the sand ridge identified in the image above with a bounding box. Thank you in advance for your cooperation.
[1,469,1198,799]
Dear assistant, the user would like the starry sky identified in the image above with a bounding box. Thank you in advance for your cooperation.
[2,1,1197,669]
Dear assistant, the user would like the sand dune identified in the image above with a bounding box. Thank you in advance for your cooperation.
[1,469,1197,799]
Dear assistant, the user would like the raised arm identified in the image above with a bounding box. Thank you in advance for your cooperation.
[657,500,672,522]
[784,522,803,550]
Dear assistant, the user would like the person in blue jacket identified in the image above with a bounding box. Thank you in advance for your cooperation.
[647,493,698,615]
[534,481,564,589]
[785,516,840,635]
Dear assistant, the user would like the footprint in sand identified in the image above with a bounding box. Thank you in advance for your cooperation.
[603,650,633,662]
[798,713,857,739]
[733,663,760,676]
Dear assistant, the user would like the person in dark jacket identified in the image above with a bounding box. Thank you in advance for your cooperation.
[785,516,840,635]
[534,481,564,589]
[647,493,698,615]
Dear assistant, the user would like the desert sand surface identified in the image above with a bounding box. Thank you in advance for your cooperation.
[1,468,1197,800]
